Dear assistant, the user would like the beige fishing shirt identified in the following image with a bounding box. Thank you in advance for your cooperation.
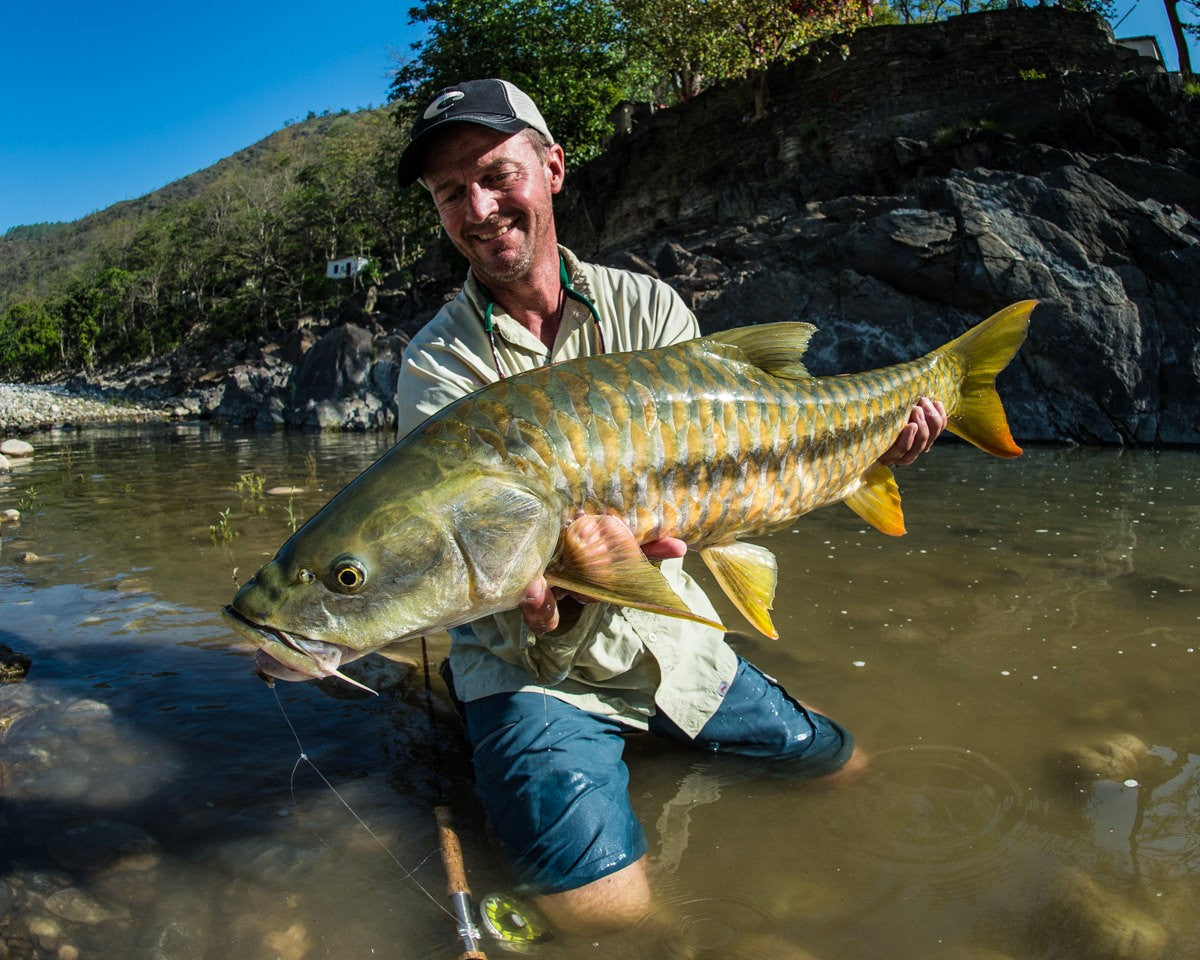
[394,245,738,738]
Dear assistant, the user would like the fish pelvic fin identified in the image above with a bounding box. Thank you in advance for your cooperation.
[704,322,817,380]
[545,514,726,631]
[699,541,780,639]
[844,462,907,536]
[941,300,1036,458]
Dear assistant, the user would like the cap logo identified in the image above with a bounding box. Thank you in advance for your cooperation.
[424,90,466,120]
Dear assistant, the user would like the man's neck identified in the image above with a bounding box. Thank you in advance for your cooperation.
[485,249,564,350]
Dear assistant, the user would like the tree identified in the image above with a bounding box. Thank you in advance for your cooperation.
[617,0,873,113]
[0,299,64,377]
[1163,0,1195,76]
[390,0,644,164]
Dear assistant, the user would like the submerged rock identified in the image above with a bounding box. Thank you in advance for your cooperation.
[1037,866,1167,960]
[45,820,160,875]
[1052,732,1149,784]
[0,439,33,458]
[44,886,129,924]
[0,645,32,684]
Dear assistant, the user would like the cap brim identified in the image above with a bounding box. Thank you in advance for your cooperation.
[398,116,532,186]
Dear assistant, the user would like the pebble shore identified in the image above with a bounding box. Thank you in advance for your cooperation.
[0,383,169,432]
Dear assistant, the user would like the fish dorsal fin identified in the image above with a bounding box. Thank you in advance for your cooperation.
[843,463,907,536]
[699,540,780,639]
[545,515,726,631]
[704,322,817,380]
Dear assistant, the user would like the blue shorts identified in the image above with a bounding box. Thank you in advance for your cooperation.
[460,657,853,894]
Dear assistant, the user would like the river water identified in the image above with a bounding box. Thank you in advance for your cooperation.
[1,424,1196,960]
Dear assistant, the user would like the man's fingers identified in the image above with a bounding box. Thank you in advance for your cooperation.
[641,536,687,560]
[520,575,559,633]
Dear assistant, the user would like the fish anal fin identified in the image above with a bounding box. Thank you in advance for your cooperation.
[545,515,725,631]
[699,540,780,640]
[844,463,907,536]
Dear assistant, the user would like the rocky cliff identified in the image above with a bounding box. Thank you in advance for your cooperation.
[93,8,1200,445]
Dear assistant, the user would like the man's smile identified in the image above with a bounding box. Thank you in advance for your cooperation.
[473,221,515,242]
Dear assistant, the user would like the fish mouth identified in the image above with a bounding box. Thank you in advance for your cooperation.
[221,606,378,695]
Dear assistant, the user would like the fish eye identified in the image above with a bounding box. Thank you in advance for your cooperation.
[330,558,367,593]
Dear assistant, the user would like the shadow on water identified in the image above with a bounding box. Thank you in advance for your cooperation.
[1,426,1199,959]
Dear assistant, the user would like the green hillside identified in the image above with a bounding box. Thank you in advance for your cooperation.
[0,107,438,377]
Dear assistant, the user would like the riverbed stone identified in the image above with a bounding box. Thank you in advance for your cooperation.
[59,698,114,726]
[45,820,160,875]
[136,894,213,960]
[0,439,33,458]
[0,509,19,524]
[1053,732,1149,784]
[1038,866,1167,960]
[0,454,9,472]
[44,887,129,924]
[27,915,62,951]
[0,646,31,684]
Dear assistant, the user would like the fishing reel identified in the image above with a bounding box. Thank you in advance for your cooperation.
[478,892,552,953]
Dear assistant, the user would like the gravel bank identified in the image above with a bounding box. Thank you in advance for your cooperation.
[0,382,170,432]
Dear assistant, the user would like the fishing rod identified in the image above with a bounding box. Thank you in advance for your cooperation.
[423,638,488,959]
[435,803,488,959]
[421,638,549,958]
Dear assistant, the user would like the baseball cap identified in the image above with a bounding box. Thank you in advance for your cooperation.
[397,79,554,186]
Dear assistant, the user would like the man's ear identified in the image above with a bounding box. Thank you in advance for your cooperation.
[546,143,566,194]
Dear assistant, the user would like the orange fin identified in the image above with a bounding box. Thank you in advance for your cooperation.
[844,462,907,536]
[545,515,726,630]
[699,540,779,639]
[941,300,1035,458]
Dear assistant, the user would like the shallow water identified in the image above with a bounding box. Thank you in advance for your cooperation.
[1,424,1197,959]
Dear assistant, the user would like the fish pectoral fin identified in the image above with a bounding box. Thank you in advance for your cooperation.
[843,463,907,536]
[699,541,779,640]
[545,514,725,630]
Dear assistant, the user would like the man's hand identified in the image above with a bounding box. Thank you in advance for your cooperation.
[519,536,688,634]
[878,397,947,466]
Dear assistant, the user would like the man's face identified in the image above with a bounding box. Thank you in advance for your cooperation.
[421,125,565,287]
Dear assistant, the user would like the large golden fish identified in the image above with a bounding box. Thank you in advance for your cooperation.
[224,301,1034,689]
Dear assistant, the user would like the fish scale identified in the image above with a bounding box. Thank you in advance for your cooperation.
[438,341,940,548]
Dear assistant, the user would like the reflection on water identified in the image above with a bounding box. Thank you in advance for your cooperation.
[1,425,1198,959]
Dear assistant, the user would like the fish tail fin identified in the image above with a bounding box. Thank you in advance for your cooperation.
[941,300,1036,458]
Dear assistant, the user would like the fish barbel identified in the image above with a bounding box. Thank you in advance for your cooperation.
[224,300,1034,687]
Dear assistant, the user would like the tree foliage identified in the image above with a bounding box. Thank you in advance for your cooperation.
[390,0,646,165]
[878,0,1114,25]
[617,0,872,103]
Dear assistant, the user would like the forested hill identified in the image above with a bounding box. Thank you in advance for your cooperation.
[0,108,408,303]
[0,107,430,375]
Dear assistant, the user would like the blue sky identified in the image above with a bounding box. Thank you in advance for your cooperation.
[1,1,1195,234]
[1,0,424,233]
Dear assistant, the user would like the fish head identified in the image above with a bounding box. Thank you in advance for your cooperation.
[225,453,561,684]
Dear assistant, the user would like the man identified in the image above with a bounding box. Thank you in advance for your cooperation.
[394,79,946,935]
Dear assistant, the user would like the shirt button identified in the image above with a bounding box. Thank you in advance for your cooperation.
[647,633,657,642]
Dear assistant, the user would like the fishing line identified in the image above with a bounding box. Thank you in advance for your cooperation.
[270,682,455,919]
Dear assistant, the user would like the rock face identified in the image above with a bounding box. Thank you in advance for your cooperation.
[58,9,1200,444]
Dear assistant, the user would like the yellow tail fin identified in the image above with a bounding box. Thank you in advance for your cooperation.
[942,301,1035,458]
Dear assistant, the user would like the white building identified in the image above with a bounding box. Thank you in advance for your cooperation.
[326,256,370,280]
[1116,35,1164,64]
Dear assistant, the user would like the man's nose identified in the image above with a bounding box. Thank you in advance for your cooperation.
[465,183,500,222]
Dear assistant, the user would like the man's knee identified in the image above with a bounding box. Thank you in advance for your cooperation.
[534,856,652,935]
